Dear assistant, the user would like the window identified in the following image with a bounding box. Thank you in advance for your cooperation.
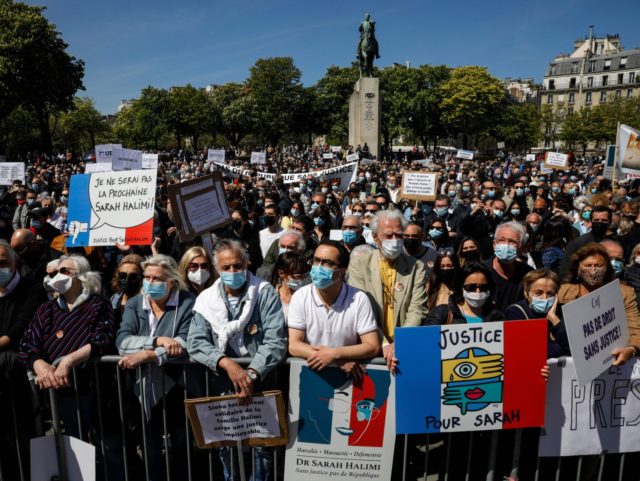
[569,92,575,104]
[547,94,553,104]
[587,76,594,87]
[568,107,574,115]
[548,79,555,90]
[631,72,636,84]
[628,89,634,99]
[588,60,596,72]
[586,92,592,104]
[571,62,579,73]
[600,91,607,102]
[618,73,624,85]
[620,57,627,68]
[569,78,576,88]
[550,65,556,75]
[616,90,622,99]
[604,59,611,71]
[602,75,608,86]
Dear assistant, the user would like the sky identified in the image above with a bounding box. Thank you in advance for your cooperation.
[25,0,640,115]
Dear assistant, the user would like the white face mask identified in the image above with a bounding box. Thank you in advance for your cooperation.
[463,290,489,308]
[187,268,210,286]
[50,273,74,294]
[379,239,403,260]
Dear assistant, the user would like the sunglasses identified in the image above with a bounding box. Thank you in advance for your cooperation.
[463,283,490,292]
[46,270,58,278]
[58,267,76,275]
[188,262,211,271]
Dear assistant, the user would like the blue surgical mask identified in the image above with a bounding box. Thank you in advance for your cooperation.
[435,207,448,217]
[313,217,325,227]
[582,210,592,220]
[591,187,598,194]
[463,186,470,193]
[487,190,496,198]
[143,280,167,300]
[220,270,247,289]
[310,265,336,289]
[287,275,310,291]
[30,220,42,229]
[310,202,319,211]
[428,228,443,239]
[278,247,290,256]
[611,259,623,275]
[0,268,12,287]
[448,191,456,198]
[342,230,357,245]
[552,186,560,194]
[515,188,524,197]
[530,296,555,314]
[569,188,576,196]
[511,209,520,217]
[290,208,300,217]
[494,243,518,263]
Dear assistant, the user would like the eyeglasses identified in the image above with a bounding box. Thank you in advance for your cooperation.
[342,225,359,231]
[365,209,378,214]
[118,272,141,281]
[352,209,364,214]
[463,283,490,292]
[46,270,58,278]
[311,257,339,269]
[58,267,76,275]
[188,262,210,272]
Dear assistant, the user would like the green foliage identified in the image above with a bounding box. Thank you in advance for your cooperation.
[166,84,218,150]
[209,82,257,146]
[496,102,542,152]
[314,65,360,142]
[55,97,108,152]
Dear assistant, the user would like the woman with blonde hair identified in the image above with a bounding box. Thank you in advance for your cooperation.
[178,246,215,295]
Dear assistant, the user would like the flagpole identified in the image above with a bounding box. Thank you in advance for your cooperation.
[613,122,620,187]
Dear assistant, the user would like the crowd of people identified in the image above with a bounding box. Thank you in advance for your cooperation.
[1,143,640,480]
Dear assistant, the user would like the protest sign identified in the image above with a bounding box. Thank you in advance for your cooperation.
[322,153,333,160]
[330,145,342,153]
[208,149,226,163]
[185,391,287,449]
[543,151,569,170]
[329,230,342,241]
[142,153,158,170]
[0,162,25,185]
[167,172,231,242]
[399,171,438,201]
[66,169,157,247]
[84,162,112,173]
[538,358,640,456]
[619,124,640,175]
[251,151,266,164]
[525,154,536,162]
[95,144,121,163]
[497,142,505,149]
[456,149,474,160]
[111,147,142,171]
[561,279,629,386]
[213,162,277,182]
[280,162,358,191]
[395,320,547,434]
[285,360,395,481]
[603,144,624,180]
[346,153,359,162]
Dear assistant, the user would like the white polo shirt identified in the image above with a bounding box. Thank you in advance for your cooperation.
[287,282,377,347]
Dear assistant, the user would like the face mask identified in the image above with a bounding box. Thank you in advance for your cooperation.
[263,215,277,227]
[611,259,623,275]
[188,269,211,286]
[30,220,42,229]
[569,188,576,196]
[342,230,357,245]
[470,203,477,211]
[403,238,422,252]
[310,202,320,211]
[463,186,470,193]
[461,250,480,262]
[290,208,300,217]
[539,177,546,183]
[493,209,504,218]
[552,187,560,194]
[515,188,524,197]
[636,256,640,265]
[577,201,586,210]
[299,183,306,191]
[321,187,329,194]
[469,178,477,183]
[388,183,396,189]
[365,173,372,180]
[579,266,606,287]
[332,185,339,191]
[287,275,310,291]
[0,268,12,287]
[43,276,54,292]
[380,239,403,260]
[310,265,336,289]
[27,198,37,207]
[143,279,168,300]
[463,290,489,308]
[358,176,365,183]
[50,273,74,294]
[591,222,608,238]
[257,200,264,207]
[327,198,333,205]
[307,180,314,186]
[118,275,142,294]
[511,209,520,217]
[220,270,247,289]
[529,223,539,232]
[232,219,243,231]
[581,210,591,220]
[448,191,456,198]
[439,269,455,283]
[487,190,496,199]
[428,228,443,239]
[530,296,555,314]
[313,217,325,227]
[435,207,448,217]
[591,188,598,194]
[494,243,518,263]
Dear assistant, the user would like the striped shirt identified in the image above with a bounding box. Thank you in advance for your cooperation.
[20,294,115,368]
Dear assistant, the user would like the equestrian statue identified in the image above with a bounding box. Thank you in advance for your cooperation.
[356,13,380,78]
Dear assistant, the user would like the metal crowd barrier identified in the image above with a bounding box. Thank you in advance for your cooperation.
[0,357,637,481]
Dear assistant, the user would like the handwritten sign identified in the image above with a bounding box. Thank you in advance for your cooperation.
[207,149,226,163]
[0,162,25,185]
[399,171,438,201]
[141,153,158,170]
[544,151,569,170]
[561,279,629,385]
[66,169,157,247]
[251,152,266,164]
[456,149,474,160]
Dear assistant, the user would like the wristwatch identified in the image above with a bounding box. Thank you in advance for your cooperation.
[246,369,260,382]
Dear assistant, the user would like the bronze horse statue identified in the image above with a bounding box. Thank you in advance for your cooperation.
[357,13,380,78]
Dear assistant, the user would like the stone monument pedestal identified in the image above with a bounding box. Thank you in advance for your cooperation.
[349,77,381,160]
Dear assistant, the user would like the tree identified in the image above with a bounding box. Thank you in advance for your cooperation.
[496,102,542,153]
[314,65,360,142]
[439,66,505,149]
[247,57,305,145]
[210,83,257,146]
[0,0,84,152]
[166,84,217,150]
[131,87,171,150]
[559,110,589,153]
[540,105,563,149]
[56,97,108,151]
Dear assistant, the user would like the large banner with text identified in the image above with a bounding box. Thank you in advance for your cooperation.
[395,321,547,434]
[284,360,395,481]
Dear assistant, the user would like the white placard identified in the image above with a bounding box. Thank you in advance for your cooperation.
[94,144,121,163]
[0,162,25,185]
[538,358,640,456]
[347,153,360,162]
[561,279,629,386]
[525,154,536,162]
[330,145,341,153]
[322,153,333,160]
[329,229,342,241]
[208,149,226,163]
[456,149,474,160]
[619,124,640,174]
[400,172,438,200]
[497,142,505,149]
[31,435,95,481]
[544,151,569,170]
[111,147,142,171]
[142,153,159,170]
[251,151,266,164]
[194,396,280,444]
[84,162,112,173]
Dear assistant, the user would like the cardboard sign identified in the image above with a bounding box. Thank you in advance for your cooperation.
[543,151,569,170]
[330,145,342,153]
[285,360,395,481]
[399,170,438,201]
[66,169,157,247]
[620,124,640,175]
[322,153,334,160]
[0,162,25,185]
[208,149,226,163]
[94,144,121,163]
[185,391,287,448]
[497,142,505,149]
[395,321,547,434]
[167,172,231,242]
[347,153,359,162]
[561,279,629,386]
[251,151,266,164]
[538,358,640,456]
[84,162,112,173]
[111,147,142,171]
[142,153,159,170]
[456,149,474,160]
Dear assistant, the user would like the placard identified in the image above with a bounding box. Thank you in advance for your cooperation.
[31,435,95,481]
[347,153,359,162]
[497,142,505,149]
[251,151,266,164]
[84,162,112,173]
[185,391,287,449]
[329,229,342,241]
[543,151,569,170]
[285,360,395,481]
[208,149,226,163]
[322,153,333,160]
[142,153,159,170]
[66,169,157,247]
[395,320,547,434]
[561,279,629,386]
[525,154,536,162]
[94,143,121,163]
[330,146,342,153]
[399,170,438,201]
[111,147,142,171]
[456,149,474,160]
[167,172,232,242]
[620,124,640,175]
[538,358,640,457]
[603,144,624,180]
[0,162,25,185]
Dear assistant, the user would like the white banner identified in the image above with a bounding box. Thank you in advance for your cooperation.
[561,279,629,386]
[213,162,276,181]
[285,360,395,481]
[208,149,226,163]
[456,149,474,160]
[251,151,266,164]
[142,153,158,170]
[280,162,358,191]
[94,144,121,163]
[538,358,640,456]
[111,147,142,171]
[0,162,25,185]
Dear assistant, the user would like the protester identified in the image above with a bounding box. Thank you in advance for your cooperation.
[179,246,215,295]
[110,254,144,327]
[269,251,310,320]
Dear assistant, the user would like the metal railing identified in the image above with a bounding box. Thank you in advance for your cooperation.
[1,356,638,481]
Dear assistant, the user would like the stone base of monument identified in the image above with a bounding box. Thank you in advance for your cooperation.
[348,77,381,160]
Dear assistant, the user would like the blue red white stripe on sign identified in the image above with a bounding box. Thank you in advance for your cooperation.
[394,320,547,434]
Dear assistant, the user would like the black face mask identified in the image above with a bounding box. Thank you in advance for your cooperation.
[403,238,422,253]
[591,222,608,239]
[439,269,455,283]
[232,219,243,231]
[263,215,277,227]
[461,249,480,262]
[118,275,141,295]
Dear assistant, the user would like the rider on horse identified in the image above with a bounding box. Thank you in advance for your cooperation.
[357,13,380,77]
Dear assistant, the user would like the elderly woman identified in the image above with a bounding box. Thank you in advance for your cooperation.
[188,239,286,481]
[559,243,640,366]
[179,246,215,295]
[116,254,195,481]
